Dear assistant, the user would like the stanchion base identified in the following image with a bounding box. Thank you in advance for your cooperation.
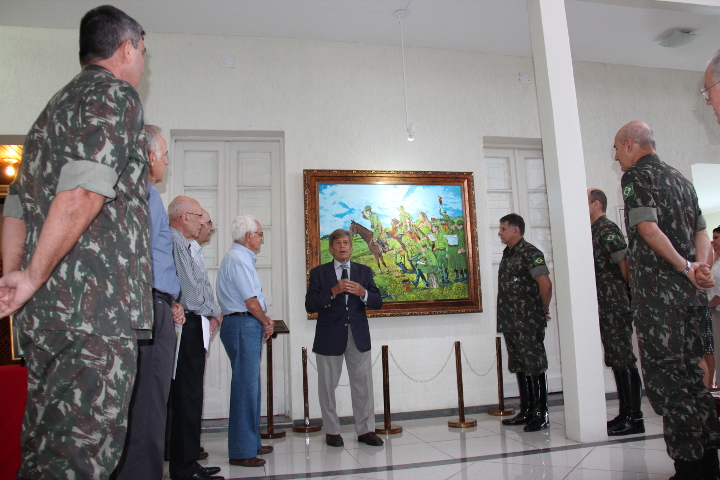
[488,408,515,416]
[259,428,287,439]
[448,418,477,428]
[292,425,322,433]
[375,424,403,435]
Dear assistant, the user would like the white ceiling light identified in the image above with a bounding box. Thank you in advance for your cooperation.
[659,29,697,48]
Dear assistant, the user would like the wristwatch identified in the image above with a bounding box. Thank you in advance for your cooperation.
[677,259,691,275]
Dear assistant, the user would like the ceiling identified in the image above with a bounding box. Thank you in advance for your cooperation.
[2,0,720,72]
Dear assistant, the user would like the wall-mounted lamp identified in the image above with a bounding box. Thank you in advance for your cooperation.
[2,157,20,178]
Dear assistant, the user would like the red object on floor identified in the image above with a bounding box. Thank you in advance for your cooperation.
[0,365,27,480]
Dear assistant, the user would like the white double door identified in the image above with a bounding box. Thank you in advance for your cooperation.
[484,147,563,394]
[172,137,286,419]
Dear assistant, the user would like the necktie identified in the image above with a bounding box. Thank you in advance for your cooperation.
[341,263,349,301]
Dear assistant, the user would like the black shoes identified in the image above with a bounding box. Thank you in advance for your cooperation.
[502,373,534,426]
[523,374,549,432]
[326,434,344,447]
[358,432,384,446]
[607,367,644,436]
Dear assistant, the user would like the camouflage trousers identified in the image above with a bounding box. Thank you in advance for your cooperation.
[503,328,548,376]
[599,311,637,369]
[17,330,137,480]
[635,306,720,461]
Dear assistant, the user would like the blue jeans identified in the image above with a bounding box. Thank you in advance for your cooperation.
[220,314,263,459]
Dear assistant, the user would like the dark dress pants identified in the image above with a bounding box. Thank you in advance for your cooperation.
[169,312,206,479]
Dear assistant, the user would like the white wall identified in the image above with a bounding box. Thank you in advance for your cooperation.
[2,25,720,420]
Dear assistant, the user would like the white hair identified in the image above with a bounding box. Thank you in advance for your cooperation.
[232,214,258,243]
[144,124,162,157]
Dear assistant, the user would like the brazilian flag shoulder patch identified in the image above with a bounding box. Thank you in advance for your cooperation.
[533,256,545,266]
[604,234,616,243]
[622,183,634,200]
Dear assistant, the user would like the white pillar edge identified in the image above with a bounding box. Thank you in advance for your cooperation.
[526,0,608,443]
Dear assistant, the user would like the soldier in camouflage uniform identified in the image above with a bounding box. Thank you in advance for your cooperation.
[587,188,644,437]
[614,121,720,479]
[496,214,553,432]
[456,220,468,282]
[413,241,439,289]
[0,6,153,479]
[431,224,449,283]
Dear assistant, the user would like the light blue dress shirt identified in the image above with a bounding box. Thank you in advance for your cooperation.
[148,182,180,299]
[216,243,266,315]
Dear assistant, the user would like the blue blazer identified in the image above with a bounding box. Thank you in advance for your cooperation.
[305,261,383,356]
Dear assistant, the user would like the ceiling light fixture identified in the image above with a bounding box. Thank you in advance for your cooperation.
[659,29,697,48]
[394,9,415,142]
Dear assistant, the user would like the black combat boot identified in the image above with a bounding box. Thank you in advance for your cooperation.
[702,448,720,480]
[524,373,549,432]
[608,367,644,436]
[502,373,534,425]
[607,369,627,428]
[670,459,704,479]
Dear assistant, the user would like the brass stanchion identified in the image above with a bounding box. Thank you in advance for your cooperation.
[293,347,322,433]
[259,336,286,439]
[489,337,515,416]
[448,341,477,428]
[375,345,402,435]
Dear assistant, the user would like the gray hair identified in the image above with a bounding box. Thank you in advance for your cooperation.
[168,196,194,222]
[232,215,258,243]
[709,49,720,83]
[144,124,162,157]
[79,5,145,66]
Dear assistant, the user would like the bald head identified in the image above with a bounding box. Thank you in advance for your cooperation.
[613,121,656,172]
[168,196,205,240]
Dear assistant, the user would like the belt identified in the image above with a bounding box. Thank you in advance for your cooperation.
[153,289,173,307]
[228,312,251,317]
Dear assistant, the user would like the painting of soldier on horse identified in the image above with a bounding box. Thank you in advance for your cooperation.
[315,182,469,303]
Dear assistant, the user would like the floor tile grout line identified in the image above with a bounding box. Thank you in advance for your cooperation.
[221,433,665,480]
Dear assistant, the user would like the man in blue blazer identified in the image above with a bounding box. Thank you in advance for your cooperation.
[306,228,384,447]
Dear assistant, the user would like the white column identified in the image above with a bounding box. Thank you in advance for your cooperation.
[527,0,607,442]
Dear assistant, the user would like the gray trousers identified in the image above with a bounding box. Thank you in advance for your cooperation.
[115,293,175,479]
[316,328,375,436]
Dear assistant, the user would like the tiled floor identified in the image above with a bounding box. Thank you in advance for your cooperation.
[166,398,676,480]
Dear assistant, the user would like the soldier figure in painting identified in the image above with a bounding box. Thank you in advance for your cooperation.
[361,206,387,252]
[496,214,553,432]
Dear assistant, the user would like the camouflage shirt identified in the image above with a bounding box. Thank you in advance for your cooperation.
[4,65,153,338]
[591,215,631,314]
[497,238,550,333]
[621,153,707,309]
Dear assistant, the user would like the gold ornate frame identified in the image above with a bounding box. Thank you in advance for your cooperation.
[303,169,482,317]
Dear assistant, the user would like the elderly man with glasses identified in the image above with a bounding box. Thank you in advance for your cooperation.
[167,196,224,480]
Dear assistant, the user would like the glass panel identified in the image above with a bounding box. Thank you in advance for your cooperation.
[489,227,505,263]
[531,226,553,262]
[484,157,511,190]
[487,192,513,225]
[528,192,549,226]
[184,150,218,187]
[237,188,271,225]
[525,157,546,190]
[257,266,272,308]
[238,151,272,187]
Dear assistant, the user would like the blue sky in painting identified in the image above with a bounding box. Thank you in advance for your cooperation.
[318,183,464,236]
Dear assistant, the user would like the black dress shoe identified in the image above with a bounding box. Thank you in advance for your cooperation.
[199,466,221,476]
[358,432,384,446]
[182,472,224,480]
[326,434,344,447]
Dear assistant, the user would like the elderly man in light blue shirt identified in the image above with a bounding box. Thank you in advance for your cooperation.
[216,214,274,468]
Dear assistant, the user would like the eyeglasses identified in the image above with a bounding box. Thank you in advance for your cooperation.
[255,231,264,237]
[702,78,720,101]
[206,220,213,227]
[185,212,204,222]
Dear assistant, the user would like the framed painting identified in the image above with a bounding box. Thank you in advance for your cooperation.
[304,169,482,317]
